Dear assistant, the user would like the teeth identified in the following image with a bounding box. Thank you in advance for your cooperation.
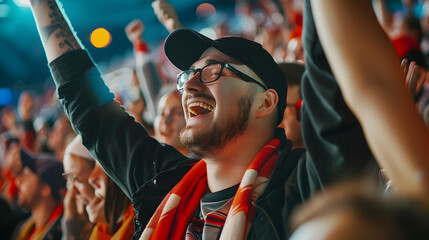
[190,108,197,116]
[188,102,214,116]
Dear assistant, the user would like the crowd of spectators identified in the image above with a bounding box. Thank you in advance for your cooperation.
[1,0,429,239]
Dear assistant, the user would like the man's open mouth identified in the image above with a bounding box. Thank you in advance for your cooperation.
[188,102,214,117]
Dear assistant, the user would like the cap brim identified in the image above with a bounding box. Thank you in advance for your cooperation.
[21,149,36,173]
[164,28,216,71]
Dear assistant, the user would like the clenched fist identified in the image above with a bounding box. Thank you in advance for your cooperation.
[126,19,144,44]
[152,0,183,32]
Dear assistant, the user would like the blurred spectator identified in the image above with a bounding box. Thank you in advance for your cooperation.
[285,27,304,63]
[124,70,155,136]
[33,114,55,154]
[214,20,230,38]
[125,18,163,130]
[233,1,260,39]
[0,134,32,236]
[62,135,95,240]
[259,26,289,62]
[278,62,305,149]
[256,0,287,59]
[1,135,30,207]
[154,87,188,156]
[280,0,304,30]
[257,0,303,62]
[17,91,37,151]
[63,135,134,239]
[47,115,76,162]
[33,88,63,154]
[2,140,20,203]
[12,155,65,240]
[87,162,134,240]
[0,105,19,137]
[374,0,427,66]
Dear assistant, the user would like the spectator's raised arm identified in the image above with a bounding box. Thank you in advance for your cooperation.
[310,0,429,198]
[152,0,183,33]
[28,0,190,205]
[29,0,82,62]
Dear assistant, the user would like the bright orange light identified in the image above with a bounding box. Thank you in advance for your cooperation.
[196,3,216,17]
[90,28,111,48]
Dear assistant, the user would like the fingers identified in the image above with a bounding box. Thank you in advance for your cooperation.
[401,59,429,99]
[63,184,79,219]
[401,58,408,82]
[152,0,181,32]
[415,67,426,94]
[408,62,419,94]
[153,0,172,21]
[125,19,144,43]
[424,70,429,87]
[152,0,166,18]
[405,60,416,86]
[407,61,428,98]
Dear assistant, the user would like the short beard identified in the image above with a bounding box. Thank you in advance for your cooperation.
[180,92,254,157]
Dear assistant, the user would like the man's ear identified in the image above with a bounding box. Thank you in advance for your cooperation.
[255,89,278,118]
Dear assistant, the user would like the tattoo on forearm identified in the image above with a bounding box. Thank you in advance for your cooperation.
[38,0,80,51]
[40,24,61,43]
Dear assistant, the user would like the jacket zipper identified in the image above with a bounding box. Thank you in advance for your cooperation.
[252,202,280,240]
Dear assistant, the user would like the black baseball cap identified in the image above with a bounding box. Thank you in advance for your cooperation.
[164,28,287,125]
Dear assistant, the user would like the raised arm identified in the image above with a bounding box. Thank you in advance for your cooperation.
[29,0,82,62]
[152,0,183,33]
[28,0,191,200]
[310,0,429,198]
[125,19,157,122]
[372,0,393,35]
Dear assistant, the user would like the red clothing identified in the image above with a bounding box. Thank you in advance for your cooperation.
[1,168,18,201]
[16,204,63,240]
[392,35,421,58]
[89,204,135,240]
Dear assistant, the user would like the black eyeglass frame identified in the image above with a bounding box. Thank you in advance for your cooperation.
[177,62,268,91]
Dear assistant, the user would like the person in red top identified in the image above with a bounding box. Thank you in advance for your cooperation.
[12,154,66,240]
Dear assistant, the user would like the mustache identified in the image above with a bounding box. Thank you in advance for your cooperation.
[184,93,215,104]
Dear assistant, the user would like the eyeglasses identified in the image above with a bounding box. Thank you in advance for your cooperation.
[177,62,268,91]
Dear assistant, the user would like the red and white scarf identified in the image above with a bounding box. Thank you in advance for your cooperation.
[140,138,282,240]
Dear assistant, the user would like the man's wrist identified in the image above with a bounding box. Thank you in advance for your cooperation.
[134,40,149,53]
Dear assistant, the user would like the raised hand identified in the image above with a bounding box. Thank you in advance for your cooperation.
[63,182,79,220]
[402,59,429,100]
[152,0,183,32]
[126,19,144,44]
[18,92,34,122]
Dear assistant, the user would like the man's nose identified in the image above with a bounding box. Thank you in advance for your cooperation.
[183,71,205,93]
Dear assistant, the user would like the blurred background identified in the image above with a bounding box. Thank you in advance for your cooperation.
[0,0,239,104]
[0,0,420,106]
